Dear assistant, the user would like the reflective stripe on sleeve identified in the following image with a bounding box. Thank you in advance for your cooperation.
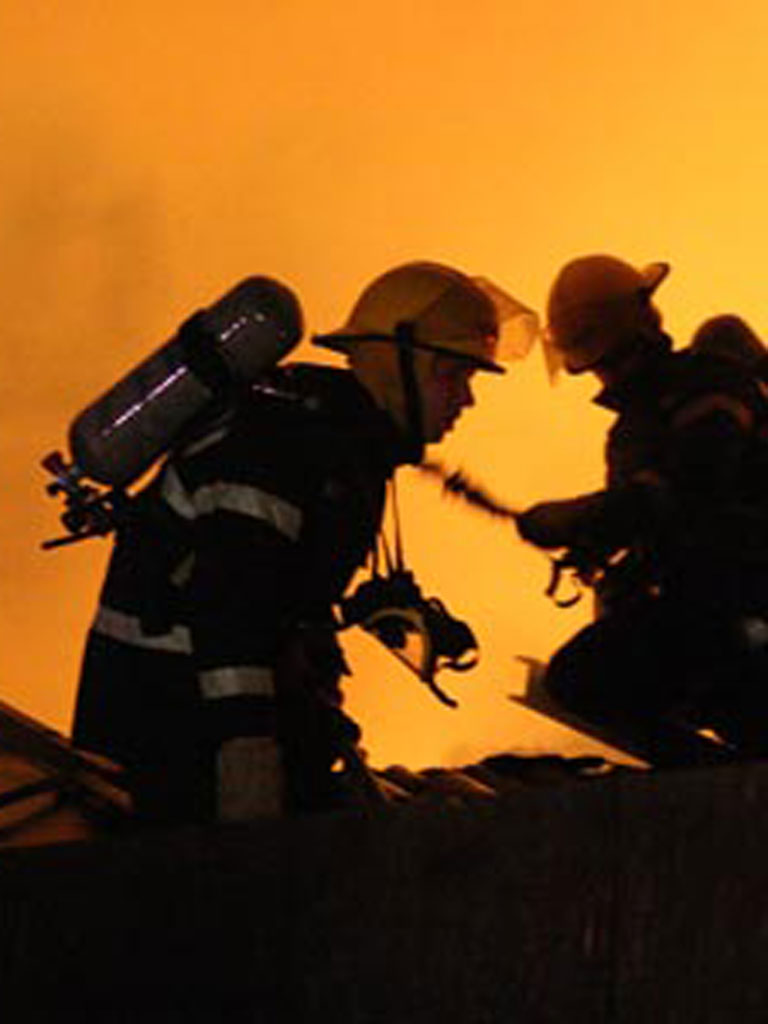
[161,468,303,541]
[199,665,276,700]
[193,482,303,539]
[92,606,192,653]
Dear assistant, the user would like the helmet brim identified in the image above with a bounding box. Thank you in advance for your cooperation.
[312,331,507,374]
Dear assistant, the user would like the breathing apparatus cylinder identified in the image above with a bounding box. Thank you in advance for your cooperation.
[68,277,303,487]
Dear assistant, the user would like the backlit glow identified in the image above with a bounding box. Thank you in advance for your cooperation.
[3,0,768,769]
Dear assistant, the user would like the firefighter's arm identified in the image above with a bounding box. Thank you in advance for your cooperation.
[515,485,662,553]
[187,489,304,821]
[661,389,768,555]
[515,491,610,549]
[666,391,755,496]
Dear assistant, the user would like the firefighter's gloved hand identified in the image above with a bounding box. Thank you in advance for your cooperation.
[216,735,284,821]
[516,492,609,549]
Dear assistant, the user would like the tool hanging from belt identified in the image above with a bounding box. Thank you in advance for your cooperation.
[336,475,478,708]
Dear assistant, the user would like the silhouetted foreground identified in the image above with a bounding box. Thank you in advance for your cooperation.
[2,709,768,1023]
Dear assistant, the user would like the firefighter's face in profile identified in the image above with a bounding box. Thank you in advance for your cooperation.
[564,300,663,387]
[416,351,477,443]
[590,316,663,388]
[348,340,477,444]
[571,321,634,382]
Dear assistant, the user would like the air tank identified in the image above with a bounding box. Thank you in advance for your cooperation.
[68,277,303,487]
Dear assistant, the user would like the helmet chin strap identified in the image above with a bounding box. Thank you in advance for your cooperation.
[394,321,426,463]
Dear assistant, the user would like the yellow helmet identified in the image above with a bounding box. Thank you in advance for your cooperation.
[545,254,670,374]
[315,261,538,373]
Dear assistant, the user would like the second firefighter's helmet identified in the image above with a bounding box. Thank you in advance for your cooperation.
[545,254,669,375]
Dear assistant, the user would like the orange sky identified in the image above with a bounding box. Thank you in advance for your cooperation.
[3,0,768,768]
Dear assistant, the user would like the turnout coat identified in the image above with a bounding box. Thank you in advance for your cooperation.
[73,364,410,821]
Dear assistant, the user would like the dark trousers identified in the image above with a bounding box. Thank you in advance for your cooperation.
[543,596,768,766]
